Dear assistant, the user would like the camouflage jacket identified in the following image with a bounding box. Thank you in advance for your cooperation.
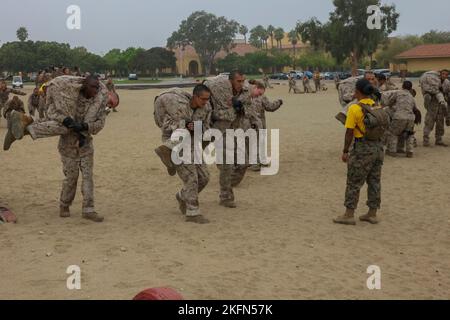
[246,95,282,130]
[3,98,25,118]
[0,88,26,104]
[381,89,416,121]
[203,76,251,125]
[338,76,361,107]
[45,76,108,158]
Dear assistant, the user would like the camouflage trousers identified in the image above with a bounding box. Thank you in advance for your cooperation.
[386,119,415,153]
[314,80,321,92]
[344,139,384,210]
[177,163,209,216]
[213,121,235,202]
[60,154,95,214]
[423,100,446,142]
[27,120,68,139]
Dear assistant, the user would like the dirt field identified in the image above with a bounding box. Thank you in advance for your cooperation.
[0,80,449,300]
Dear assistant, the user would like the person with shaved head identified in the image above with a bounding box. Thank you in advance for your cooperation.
[3,75,108,223]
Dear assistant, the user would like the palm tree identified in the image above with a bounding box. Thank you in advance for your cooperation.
[288,29,299,69]
[262,27,270,50]
[239,25,248,44]
[267,25,275,49]
[16,27,28,42]
[274,28,285,50]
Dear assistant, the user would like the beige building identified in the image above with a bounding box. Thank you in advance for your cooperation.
[172,33,310,76]
[395,43,450,72]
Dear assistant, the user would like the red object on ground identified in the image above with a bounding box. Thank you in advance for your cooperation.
[0,207,17,223]
[108,92,120,109]
[133,287,184,300]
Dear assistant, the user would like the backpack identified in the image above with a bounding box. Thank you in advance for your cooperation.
[358,103,390,141]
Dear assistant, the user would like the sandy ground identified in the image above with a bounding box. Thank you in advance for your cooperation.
[0,80,449,300]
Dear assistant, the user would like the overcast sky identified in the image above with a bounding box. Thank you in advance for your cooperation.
[1,0,449,55]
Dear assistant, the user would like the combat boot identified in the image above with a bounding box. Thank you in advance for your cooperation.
[333,208,356,225]
[82,212,104,222]
[359,208,379,224]
[155,145,176,176]
[3,129,16,151]
[406,152,413,158]
[59,205,70,218]
[10,111,33,140]
[186,209,209,224]
[176,192,187,215]
[219,199,237,208]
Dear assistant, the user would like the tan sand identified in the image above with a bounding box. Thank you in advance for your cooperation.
[0,80,449,299]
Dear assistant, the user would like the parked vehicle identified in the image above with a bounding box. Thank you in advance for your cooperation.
[12,76,23,89]
[373,69,391,78]
[289,70,304,79]
[269,73,289,80]
[128,73,138,80]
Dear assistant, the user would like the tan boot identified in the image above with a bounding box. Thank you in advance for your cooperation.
[82,212,104,222]
[176,192,187,215]
[333,208,356,225]
[10,111,33,140]
[186,208,209,224]
[435,140,448,147]
[155,145,176,176]
[3,129,16,151]
[59,206,71,218]
[359,208,379,224]
[219,199,237,208]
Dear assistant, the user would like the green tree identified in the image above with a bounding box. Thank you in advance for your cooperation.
[249,25,267,49]
[296,0,399,75]
[288,29,300,69]
[167,11,239,76]
[421,30,450,44]
[267,25,275,49]
[297,18,325,50]
[274,28,285,50]
[16,27,29,42]
[239,25,249,44]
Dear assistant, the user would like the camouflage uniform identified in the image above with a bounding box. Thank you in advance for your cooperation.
[263,75,272,89]
[28,93,40,116]
[384,89,416,153]
[159,92,212,216]
[288,78,301,94]
[345,139,384,210]
[203,76,251,203]
[303,77,313,93]
[0,87,26,119]
[231,95,283,183]
[313,72,321,92]
[154,88,194,150]
[26,76,108,215]
[3,98,26,119]
[421,72,449,144]
[338,77,360,107]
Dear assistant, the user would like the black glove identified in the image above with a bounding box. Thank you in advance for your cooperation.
[232,97,244,113]
[72,122,89,133]
[278,99,283,106]
[62,117,76,129]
